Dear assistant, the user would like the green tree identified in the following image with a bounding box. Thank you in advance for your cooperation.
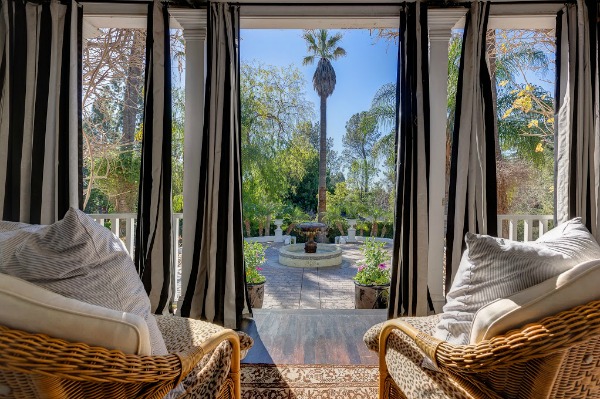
[374,29,556,219]
[369,83,397,188]
[240,62,317,233]
[343,112,380,197]
[302,29,346,222]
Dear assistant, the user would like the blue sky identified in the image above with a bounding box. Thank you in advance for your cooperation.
[240,29,399,155]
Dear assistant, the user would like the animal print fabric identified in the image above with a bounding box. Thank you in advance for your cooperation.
[363,315,441,352]
[363,315,475,399]
[156,315,253,399]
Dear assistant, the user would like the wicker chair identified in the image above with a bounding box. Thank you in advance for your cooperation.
[375,300,600,399]
[0,321,243,399]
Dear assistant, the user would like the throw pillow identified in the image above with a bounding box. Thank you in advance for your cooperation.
[434,218,600,347]
[535,217,600,261]
[0,208,168,355]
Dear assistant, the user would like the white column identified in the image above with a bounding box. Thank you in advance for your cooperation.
[170,10,207,310]
[346,219,357,242]
[274,219,284,242]
[428,10,466,313]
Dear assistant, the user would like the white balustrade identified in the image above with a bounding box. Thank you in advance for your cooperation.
[496,214,554,242]
[88,213,184,262]
[88,213,555,260]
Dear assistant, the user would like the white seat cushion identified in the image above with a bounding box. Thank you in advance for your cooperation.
[471,258,600,343]
[0,273,152,355]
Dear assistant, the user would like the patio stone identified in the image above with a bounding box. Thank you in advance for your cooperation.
[258,242,393,310]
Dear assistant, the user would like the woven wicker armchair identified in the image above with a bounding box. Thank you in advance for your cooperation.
[375,300,600,399]
[0,322,242,399]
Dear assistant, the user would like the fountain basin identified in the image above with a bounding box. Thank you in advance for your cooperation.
[279,244,343,268]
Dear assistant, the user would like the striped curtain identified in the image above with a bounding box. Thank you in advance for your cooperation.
[0,0,82,224]
[444,1,497,291]
[178,2,248,329]
[388,2,431,319]
[555,0,600,240]
[135,0,173,315]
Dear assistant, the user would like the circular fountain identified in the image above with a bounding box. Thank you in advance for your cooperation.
[278,222,343,268]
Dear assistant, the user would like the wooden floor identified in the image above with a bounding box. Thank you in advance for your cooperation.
[240,309,387,365]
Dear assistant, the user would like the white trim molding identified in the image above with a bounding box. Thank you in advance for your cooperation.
[170,8,207,39]
[240,5,400,29]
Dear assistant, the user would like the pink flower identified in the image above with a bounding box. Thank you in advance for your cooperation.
[378,263,387,270]
[357,265,365,272]
[256,267,263,271]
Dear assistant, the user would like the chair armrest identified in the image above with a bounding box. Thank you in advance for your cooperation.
[379,319,444,369]
[0,324,240,393]
[379,300,600,374]
[175,328,241,396]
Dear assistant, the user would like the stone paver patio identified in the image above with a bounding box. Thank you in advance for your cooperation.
[260,242,393,309]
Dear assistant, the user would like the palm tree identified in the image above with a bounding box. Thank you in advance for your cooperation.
[302,29,346,222]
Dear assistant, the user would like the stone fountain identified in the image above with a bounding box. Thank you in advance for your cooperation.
[278,222,342,268]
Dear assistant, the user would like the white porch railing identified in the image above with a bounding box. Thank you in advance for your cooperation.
[496,214,554,242]
[88,213,183,271]
[88,213,555,258]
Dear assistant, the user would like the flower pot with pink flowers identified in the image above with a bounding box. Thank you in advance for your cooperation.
[244,240,266,308]
[353,238,390,309]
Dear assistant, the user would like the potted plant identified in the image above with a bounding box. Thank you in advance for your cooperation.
[244,240,266,308]
[353,238,391,309]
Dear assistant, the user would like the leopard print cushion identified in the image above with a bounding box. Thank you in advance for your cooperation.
[386,326,478,399]
[156,315,253,399]
[364,315,474,399]
[363,315,441,352]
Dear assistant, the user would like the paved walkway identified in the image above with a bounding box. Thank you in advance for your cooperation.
[260,242,392,309]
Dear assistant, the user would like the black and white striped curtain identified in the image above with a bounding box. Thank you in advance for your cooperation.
[444,1,497,291]
[178,2,248,329]
[135,0,173,315]
[388,2,431,318]
[0,0,82,224]
[555,0,600,239]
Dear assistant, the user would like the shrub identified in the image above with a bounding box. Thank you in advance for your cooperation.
[244,241,266,284]
[353,238,391,286]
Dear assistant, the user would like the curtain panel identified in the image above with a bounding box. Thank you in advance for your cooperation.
[135,0,174,315]
[555,0,600,239]
[388,1,431,318]
[444,1,497,291]
[178,2,248,329]
[0,0,82,224]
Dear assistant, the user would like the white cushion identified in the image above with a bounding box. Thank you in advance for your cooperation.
[471,259,600,343]
[434,218,600,346]
[0,208,168,355]
[0,273,152,355]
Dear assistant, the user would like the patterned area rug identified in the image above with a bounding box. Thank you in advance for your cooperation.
[241,363,378,399]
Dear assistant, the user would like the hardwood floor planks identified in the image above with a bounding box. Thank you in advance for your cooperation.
[240,309,387,365]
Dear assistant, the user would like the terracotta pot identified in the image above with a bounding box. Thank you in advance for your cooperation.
[354,282,390,309]
[247,282,265,309]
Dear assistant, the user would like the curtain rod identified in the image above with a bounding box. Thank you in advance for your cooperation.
[74,0,575,8]
[76,0,187,4]
[208,0,572,4]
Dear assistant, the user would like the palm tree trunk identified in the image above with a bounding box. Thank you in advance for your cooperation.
[318,95,327,222]
[265,214,271,236]
[286,222,296,235]
[244,219,251,237]
[336,221,345,236]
